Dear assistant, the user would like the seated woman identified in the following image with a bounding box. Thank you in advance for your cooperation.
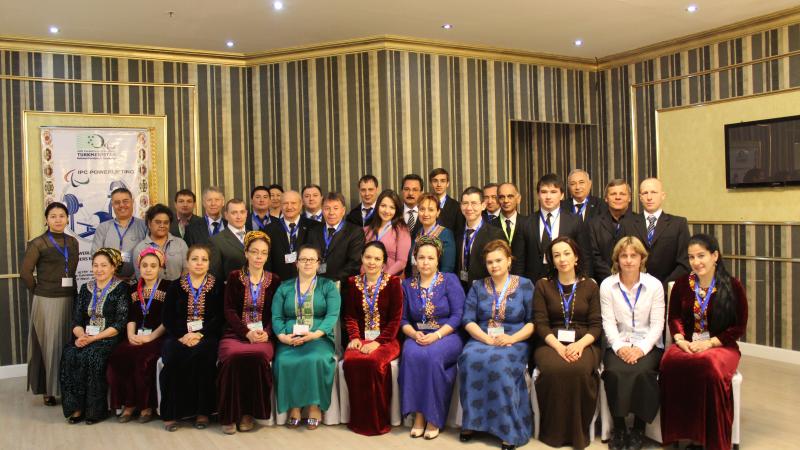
[399,236,464,439]
[458,239,534,450]
[107,248,171,423]
[272,245,341,430]
[363,189,411,276]
[60,248,129,424]
[408,193,456,275]
[217,231,280,434]
[342,241,403,435]
[599,237,664,450]
[533,236,602,449]
[159,244,224,432]
[660,234,748,450]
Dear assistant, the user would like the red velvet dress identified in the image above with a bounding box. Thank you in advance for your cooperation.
[342,273,403,435]
[660,274,748,450]
[217,270,280,425]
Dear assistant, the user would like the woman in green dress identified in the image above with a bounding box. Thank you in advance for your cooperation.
[271,244,341,430]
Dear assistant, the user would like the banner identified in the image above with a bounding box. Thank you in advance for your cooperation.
[41,127,152,286]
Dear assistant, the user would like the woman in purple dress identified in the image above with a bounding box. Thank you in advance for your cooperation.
[399,236,465,440]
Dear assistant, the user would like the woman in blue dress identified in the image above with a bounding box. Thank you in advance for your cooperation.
[399,236,464,439]
[458,239,535,450]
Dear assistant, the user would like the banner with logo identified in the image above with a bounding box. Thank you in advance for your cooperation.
[41,127,152,285]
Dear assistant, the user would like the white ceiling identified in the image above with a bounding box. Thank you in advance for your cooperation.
[1,0,799,58]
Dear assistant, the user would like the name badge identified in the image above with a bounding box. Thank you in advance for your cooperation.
[61,277,73,287]
[85,325,101,336]
[121,251,132,263]
[137,328,152,336]
[487,326,504,337]
[293,324,309,336]
[557,328,576,343]
[417,322,438,331]
[692,331,711,342]
[364,329,380,341]
[630,331,647,344]
[187,320,203,332]
[284,252,297,264]
[247,322,264,332]
[459,270,469,282]
[318,263,327,274]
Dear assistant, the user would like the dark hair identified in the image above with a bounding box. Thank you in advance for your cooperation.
[536,173,564,193]
[45,202,68,218]
[225,198,246,212]
[483,239,513,261]
[482,182,499,191]
[186,243,212,260]
[323,191,347,208]
[110,187,133,198]
[460,186,484,202]
[145,203,174,226]
[428,167,449,181]
[297,244,322,261]
[174,189,196,202]
[546,236,586,280]
[402,174,424,190]
[250,185,270,198]
[301,184,323,196]
[688,233,738,334]
[358,175,379,187]
[362,240,388,264]
[267,184,284,193]
[417,193,441,211]
[366,189,407,234]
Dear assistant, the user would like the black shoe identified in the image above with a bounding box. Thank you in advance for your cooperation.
[43,396,57,406]
[608,428,626,450]
[85,419,97,425]
[628,428,644,450]
[67,415,84,424]
[501,443,516,450]
[459,431,473,442]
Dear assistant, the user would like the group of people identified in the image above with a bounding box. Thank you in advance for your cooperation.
[20,168,748,450]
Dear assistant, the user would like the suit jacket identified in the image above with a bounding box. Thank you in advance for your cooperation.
[184,216,227,247]
[209,228,247,282]
[264,217,321,281]
[482,210,503,226]
[587,209,634,283]
[496,213,532,278]
[245,211,273,232]
[308,222,365,284]
[619,211,690,283]
[561,195,606,223]
[526,208,593,281]
[345,203,376,227]
[438,196,465,233]
[170,214,204,240]
[455,221,505,291]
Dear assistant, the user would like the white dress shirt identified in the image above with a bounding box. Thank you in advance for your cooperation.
[599,272,665,354]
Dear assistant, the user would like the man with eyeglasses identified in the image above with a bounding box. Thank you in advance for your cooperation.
[264,190,321,281]
[91,186,148,279]
[309,192,364,285]
[210,199,250,282]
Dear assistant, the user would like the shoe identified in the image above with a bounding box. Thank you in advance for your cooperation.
[221,424,237,435]
[286,417,301,428]
[501,443,516,450]
[118,414,134,423]
[43,396,57,406]
[193,420,208,430]
[85,419,98,425]
[137,413,153,424]
[410,427,424,438]
[238,417,254,432]
[67,415,84,424]
[459,431,473,442]
[164,422,178,432]
[628,428,644,450]
[609,428,626,450]
[423,427,440,440]
[306,417,320,430]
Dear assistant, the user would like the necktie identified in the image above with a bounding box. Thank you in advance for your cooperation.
[488,214,496,221]
[289,222,297,249]
[362,207,373,217]
[236,230,245,243]
[541,212,553,251]
[575,202,584,219]
[327,227,336,239]
[505,219,513,238]
[647,215,656,244]
[312,214,322,222]
[211,221,220,236]
[464,228,475,268]
[407,210,416,232]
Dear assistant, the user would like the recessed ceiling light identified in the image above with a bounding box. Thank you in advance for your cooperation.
[49,26,59,34]
[442,23,453,30]
[687,4,698,13]
[273,1,284,10]
[574,39,583,47]
[226,41,235,48]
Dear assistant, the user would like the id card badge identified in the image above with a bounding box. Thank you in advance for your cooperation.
[630,331,647,345]
[417,322,438,331]
[61,277,73,287]
[293,324,309,336]
[557,328,576,343]
[187,320,203,332]
[364,329,380,341]
[284,252,297,264]
[137,328,152,336]
[247,322,264,332]
[318,263,327,274]
[487,326,505,337]
[459,270,469,282]
[121,251,132,263]
[85,325,101,336]
[692,331,711,341]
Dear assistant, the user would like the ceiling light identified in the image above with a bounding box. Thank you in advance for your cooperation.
[273,1,284,10]
[687,4,698,13]
[226,41,235,48]
[574,39,583,47]
[49,26,59,34]
[442,24,453,30]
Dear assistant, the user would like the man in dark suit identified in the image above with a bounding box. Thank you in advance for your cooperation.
[170,189,204,239]
[246,185,273,232]
[401,174,424,237]
[562,169,605,223]
[620,177,690,284]
[310,192,365,285]
[302,184,324,222]
[588,179,635,283]
[264,190,321,281]
[184,186,227,247]
[345,174,379,227]
[482,182,502,224]
[496,182,532,278]
[455,186,504,291]
[429,168,464,233]
[209,199,248,282]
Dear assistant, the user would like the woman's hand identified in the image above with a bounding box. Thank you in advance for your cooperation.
[415,332,439,346]
[179,332,201,347]
[246,330,268,344]
[347,339,363,350]
[295,330,321,345]
[688,339,714,353]
[278,334,294,345]
[492,334,515,347]
[618,346,644,364]
[564,342,585,362]
[675,339,693,354]
[128,333,143,346]
[553,341,570,362]
[75,335,92,348]
[360,341,380,354]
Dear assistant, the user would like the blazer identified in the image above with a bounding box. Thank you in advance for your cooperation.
[438,196,465,233]
[561,195,606,223]
[308,222,365,285]
[245,211,273,232]
[184,216,228,247]
[482,211,502,227]
[264,217,321,281]
[455,220,505,290]
[587,209,634,283]
[209,228,247,282]
[496,213,533,278]
[525,208,593,281]
[170,214,204,240]
[619,211,690,284]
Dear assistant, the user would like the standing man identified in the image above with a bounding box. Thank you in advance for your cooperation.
[170,188,203,239]
[209,199,249,282]
[184,186,227,247]
[588,179,634,283]
[401,174,424,237]
[302,184,324,222]
[482,182,502,225]
[455,186,504,291]
[91,187,149,279]
[264,190,321,281]
[429,168,464,232]
[620,178,690,284]
[346,175,379,227]
[310,192,365,285]
[246,185,273,231]
[562,169,605,223]
[496,182,532,277]
[267,184,284,220]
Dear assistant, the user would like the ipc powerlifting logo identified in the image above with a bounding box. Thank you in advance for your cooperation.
[64,169,90,187]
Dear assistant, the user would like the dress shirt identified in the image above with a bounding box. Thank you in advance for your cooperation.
[228,225,246,244]
[599,272,665,354]
[643,209,663,227]
[500,211,518,241]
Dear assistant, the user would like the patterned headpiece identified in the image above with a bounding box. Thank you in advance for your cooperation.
[244,230,271,250]
[93,247,123,269]
[414,235,443,258]
[137,247,166,268]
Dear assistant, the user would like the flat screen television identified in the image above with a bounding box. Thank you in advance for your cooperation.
[725,115,800,188]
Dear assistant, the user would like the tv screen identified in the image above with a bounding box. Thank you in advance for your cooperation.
[725,115,800,188]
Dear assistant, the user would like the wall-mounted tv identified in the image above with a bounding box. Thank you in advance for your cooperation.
[725,115,800,188]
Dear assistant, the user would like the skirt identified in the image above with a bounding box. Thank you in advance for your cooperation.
[27,295,73,397]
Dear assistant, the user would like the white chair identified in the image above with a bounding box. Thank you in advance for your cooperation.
[337,358,401,426]
[531,366,599,442]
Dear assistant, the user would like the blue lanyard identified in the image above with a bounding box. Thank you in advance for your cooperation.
[280,218,299,251]
[186,274,207,320]
[416,272,439,323]
[138,279,159,319]
[490,275,512,323]
[619,283,643,328]
[694,276,716,330]
[362,273,384,328]
[323,221,345,258]
[149,239,171,253]
[439,196,447,209]
[249,274,263,322]
[462,220,484,266]
[574,202,587,217]
[556,280,577,329]
[539,212,554,241]
[296,276,316,311]
[422,224,440,237]
[252,212,270,230]
[113,218,134,247]
[362,205,375,222]
[91,280,113,321]
[375,222,392,241]
[47,232,69,275]
[205,215,222,236]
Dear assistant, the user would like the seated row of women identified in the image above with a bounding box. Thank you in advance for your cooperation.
[55,229,746,450]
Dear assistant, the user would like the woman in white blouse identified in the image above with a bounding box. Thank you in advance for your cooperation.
[599,236,664,450]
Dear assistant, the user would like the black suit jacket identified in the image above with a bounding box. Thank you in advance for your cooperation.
[495,213,532,279]
[619,211,690,283]
[438,196,464,233]
[184,216,228,247]
[308,222,365,285]
[264,217,321,281]
[209,228,247,282]
[562,195,606,223]
[482,210,502,225]
[587,209,634,283]
[526,208,593,281]
[455,221,505,291]
[170,214,204,240]
[245,211,273,232]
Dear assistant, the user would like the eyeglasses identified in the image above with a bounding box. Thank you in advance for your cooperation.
[298,257,319,264]
[247,250,269,257]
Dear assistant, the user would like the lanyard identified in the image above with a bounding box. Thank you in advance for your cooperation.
[439,196,447,209]
[422,224,440,237]
[280,218,299,251]
[462,220,484,267]
[113,218,134,247]
[416,272,439,323]
[556,280,577,329]
[501,218,514,243]
[539,212,554,241]
[375,222,393,241]
[205,215,222,236]
[619,283,643,328]
[249,274,263,322]
[490,275,512,323]
[362,205,375,222]
[362,273,384,328]
[574,202,587,217]
[694,275,717,330]
[47,232,69,275]
[149,239,171,253]
[296,276,317,312]
[137,279,159,319]
[323,221,345,258]
[252,212,270,230]
[186,274,207,320]
[91,280,113,321]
